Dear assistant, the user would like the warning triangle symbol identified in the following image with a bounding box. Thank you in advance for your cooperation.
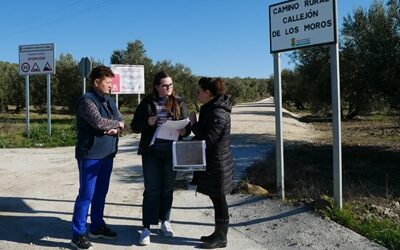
[43,62,52,71]
[31,63,40,72]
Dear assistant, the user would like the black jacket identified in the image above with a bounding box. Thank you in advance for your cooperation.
[130,94,191,155]
[191,94,234,196]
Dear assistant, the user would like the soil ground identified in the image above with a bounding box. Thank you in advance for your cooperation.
[0,98,386,249]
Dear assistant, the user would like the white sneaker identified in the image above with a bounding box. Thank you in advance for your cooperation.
[139,228,151,246]
[160,221,174,237]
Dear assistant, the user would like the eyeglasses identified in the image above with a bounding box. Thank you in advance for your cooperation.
[161,83,174,89]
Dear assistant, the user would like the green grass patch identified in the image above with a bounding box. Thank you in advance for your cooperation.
[0,112,134,148]
[326,204,400,250]
[0,112,77,148]
[0,121,76,148]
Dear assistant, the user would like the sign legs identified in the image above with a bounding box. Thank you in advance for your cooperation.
[47,74,52,136]
[330,43,343,209]
[274,53,285,200]
[25,75,30,137]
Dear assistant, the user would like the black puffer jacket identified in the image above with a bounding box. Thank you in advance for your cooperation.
[191,94,234,196]
[130,94,191,155]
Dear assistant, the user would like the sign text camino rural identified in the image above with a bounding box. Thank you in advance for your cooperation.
[269,0,342,208]
[269,0,336,53]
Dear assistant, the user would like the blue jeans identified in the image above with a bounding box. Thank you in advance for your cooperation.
[142,143,176,226]
[72,158,113,237]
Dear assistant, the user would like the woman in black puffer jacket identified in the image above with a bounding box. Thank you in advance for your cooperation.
[190,77,234,249]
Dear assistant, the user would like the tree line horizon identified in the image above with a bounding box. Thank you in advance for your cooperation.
[0,0,399,119]
[0,39,269,114]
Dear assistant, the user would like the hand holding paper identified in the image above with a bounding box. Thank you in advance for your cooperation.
[151,118,190,143]
[162,118,190,130]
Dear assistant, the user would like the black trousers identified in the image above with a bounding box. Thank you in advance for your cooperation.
[209,195,229,223]
[142,143,176,227]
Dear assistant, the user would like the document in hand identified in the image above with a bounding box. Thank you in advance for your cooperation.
[156,118,190,141]
[150,118,190,146]
[172,140,206,171]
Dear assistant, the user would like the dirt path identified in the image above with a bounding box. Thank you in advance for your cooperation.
[0,98,385,249]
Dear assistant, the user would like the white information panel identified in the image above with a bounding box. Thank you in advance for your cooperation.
[173,140,206,171]
[111,64,145,94]
[269,0,336,53]
[19,43,55,75]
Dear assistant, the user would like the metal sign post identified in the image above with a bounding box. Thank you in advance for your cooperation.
[115,94,119,109]
[19,43,55,137]
[25,75,30,137]
[274,53,285,200]
[331,0,342,208]
[269,0,342,207]
[47,74,51,135]
[83,78,86,94]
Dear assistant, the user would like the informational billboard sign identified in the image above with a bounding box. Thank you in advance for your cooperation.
[19,43,55,75]
[269,0,336,53]
[110,64,145,94]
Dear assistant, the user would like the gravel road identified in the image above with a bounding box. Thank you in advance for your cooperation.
[0,98,385,249]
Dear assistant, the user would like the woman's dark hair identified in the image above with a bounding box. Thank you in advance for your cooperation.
[89,66,114,84]
[153,71,181,119]
[198,77,225,97]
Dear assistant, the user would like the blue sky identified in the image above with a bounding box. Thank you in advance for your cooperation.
[1,0,378,78]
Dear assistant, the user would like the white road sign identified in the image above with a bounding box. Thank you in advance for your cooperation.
[19,43,55,75]
[110,64,145,94]
[269,0,336,53]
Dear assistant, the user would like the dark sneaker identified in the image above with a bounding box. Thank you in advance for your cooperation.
[88,225,117,239]
[70,235,93,250]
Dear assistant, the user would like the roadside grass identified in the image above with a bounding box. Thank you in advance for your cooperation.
[0,113,76,148]
[0,102,192,148]
[0,112,133,148]
[241,114,400,249]
[329,204,400,250]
